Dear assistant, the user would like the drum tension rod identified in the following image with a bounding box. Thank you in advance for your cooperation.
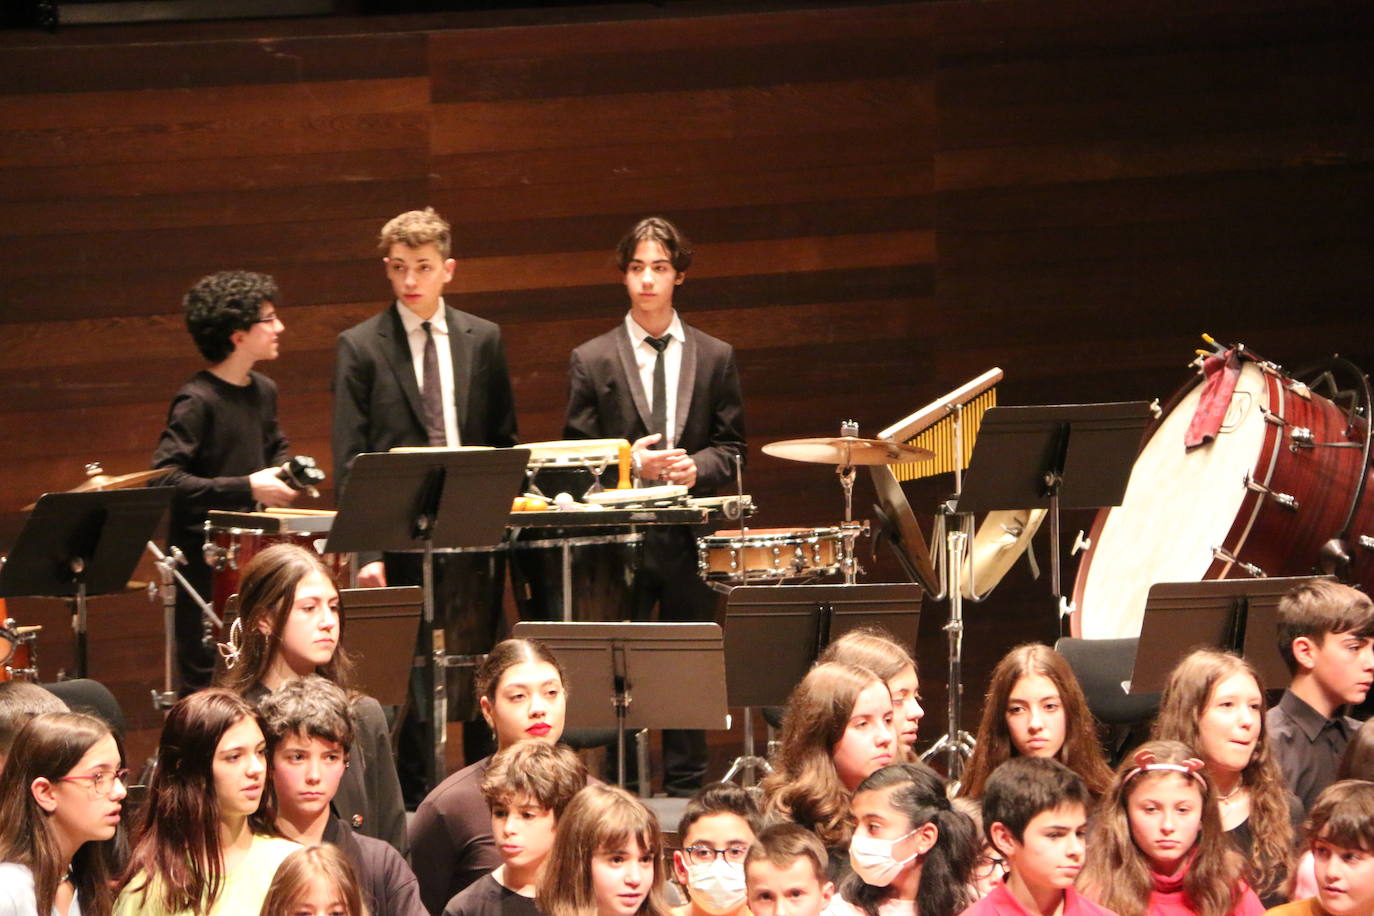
[1244,472,1300,510]
[1360,535,1374,552]
[1212,547,1266,579]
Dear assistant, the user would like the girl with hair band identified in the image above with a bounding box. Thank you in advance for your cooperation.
[114,689,299,916]
[820,628,925,761]
[538,784,671,916]
[0,713,127,916]
[215,542,406,854]
[410,637,577,914]
[258,844,369,916]
[1150,649,1300,906]
[957,643,1112,800]
[759,662,895,856]
[1079,740,1263,916]
[834,763,976,916]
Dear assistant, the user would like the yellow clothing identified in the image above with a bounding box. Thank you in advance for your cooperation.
[1265,900,1326,916]
[113,834,300,916]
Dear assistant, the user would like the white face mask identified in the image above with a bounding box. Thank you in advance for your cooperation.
[849,827,920,887]
[685,856,748,914]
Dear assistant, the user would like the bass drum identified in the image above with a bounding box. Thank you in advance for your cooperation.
[1073,354,1370,639]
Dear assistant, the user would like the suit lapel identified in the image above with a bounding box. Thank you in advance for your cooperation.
[380,306,427,429]
[614,328,654,432]
[674,324,697,445]
[445,305,473,438]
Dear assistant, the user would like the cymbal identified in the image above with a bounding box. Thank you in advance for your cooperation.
[69,468,169,493]
[762,436,934,467]
[22,467,170,511]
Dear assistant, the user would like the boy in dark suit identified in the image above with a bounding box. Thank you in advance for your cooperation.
[564,216,746,794]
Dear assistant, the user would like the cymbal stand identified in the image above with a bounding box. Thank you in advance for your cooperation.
[836,421,870,585]
[144,540,221,712]
[919,402,977,783]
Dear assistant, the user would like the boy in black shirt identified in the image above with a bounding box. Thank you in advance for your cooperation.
[151,270,298,691]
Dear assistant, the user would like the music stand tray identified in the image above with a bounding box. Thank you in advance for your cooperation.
[722,584,921,709]
[341,586,422,707]
[511,621,729,787]
[1130,575,1326,694]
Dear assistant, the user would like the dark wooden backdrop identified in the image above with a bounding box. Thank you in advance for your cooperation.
[1,0,1371,767]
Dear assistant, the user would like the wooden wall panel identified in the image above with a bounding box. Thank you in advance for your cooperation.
[0,0,1369,764]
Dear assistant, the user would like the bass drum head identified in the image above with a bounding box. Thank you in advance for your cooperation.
[1074,362,1269,639]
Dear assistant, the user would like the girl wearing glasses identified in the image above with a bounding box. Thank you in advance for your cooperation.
[0,712,127,916]
[114,689,299,916]
[834,763,976,916]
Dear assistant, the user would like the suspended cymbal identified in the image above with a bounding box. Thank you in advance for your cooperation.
[762,436,934,467]
[22,467,170,510]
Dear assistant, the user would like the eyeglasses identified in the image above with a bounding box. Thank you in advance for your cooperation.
[971,854,1007,880]
[683,844,750,866]
[59,768,130,798]
[253,313,280,324]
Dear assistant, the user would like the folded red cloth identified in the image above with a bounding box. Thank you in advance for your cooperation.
[1185,348,1241,448]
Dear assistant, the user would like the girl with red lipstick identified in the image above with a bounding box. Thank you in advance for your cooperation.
[0,713,127,916]
[1080,741,1263,916]
[1152,650,1300,905]
[411,638,576,914]
[539,785,670,916]
[217,544,407,856]
[958,644,1112,801]
[115,689,299,916]
[760,663,895,858]
[821,629,925,763]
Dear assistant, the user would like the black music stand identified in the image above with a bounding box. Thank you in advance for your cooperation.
[721,583,920,783]
[958,402,1151,600]
[340,586,423,707]
[511,621,729,788]
[0,488,174,678]
[326,448,529,786]
[1129,576,1324,695]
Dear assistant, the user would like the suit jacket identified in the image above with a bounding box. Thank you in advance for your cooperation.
[332,303,518,498]
[563,320,745,494]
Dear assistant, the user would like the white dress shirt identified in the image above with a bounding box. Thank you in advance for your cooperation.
[396,300,460,447]
[625,310,685,449]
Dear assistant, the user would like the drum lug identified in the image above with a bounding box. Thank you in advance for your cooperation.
[202,540,226,570]
[1244,473,1299,511]
[1212,546,1266,578]
[1360,535,1374,552]
[1289,426,1315,448]
[1070,530,1092,556]
[1261,407,1286,427]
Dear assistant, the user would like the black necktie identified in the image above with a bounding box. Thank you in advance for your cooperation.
[645,335,670,441]
[421,321,446,447]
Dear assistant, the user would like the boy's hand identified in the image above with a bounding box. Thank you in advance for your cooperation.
[357,561,387,587]
[248,467,298,507]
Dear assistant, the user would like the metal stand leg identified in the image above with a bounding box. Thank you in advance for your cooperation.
[722,706,773,786]
[920,519,977,783]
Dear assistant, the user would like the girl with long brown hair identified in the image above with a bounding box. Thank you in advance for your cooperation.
[0,712,127,916]
[957,643,1112,799]
[258,843,369,916]
[1150,649,1299,904]
[760,662,895,851]
[215,542,406,854]
[820,628,924,762]
[538,784,671,916]
[114,689,299,916]
[1079,740,1263,916]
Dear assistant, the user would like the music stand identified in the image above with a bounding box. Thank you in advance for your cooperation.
[511,621,729,788]
[721,583,921,783]
[1129,576,1323,695]
[341,586,423,707]
[326,448,529,786]
[0,488,174,678]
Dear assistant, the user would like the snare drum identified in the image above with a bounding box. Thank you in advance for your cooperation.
[205,525,351,618]
[0,621,39,682]
[697,527,843,585]
[1073,354,1370,638]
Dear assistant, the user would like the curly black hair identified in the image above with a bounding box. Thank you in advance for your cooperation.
[183,270,279,363]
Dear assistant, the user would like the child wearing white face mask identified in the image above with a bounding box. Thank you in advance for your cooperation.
[834,763,977,916]
[671,783,761,916]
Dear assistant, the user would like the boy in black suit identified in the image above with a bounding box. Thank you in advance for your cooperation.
[564,216,746,794]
